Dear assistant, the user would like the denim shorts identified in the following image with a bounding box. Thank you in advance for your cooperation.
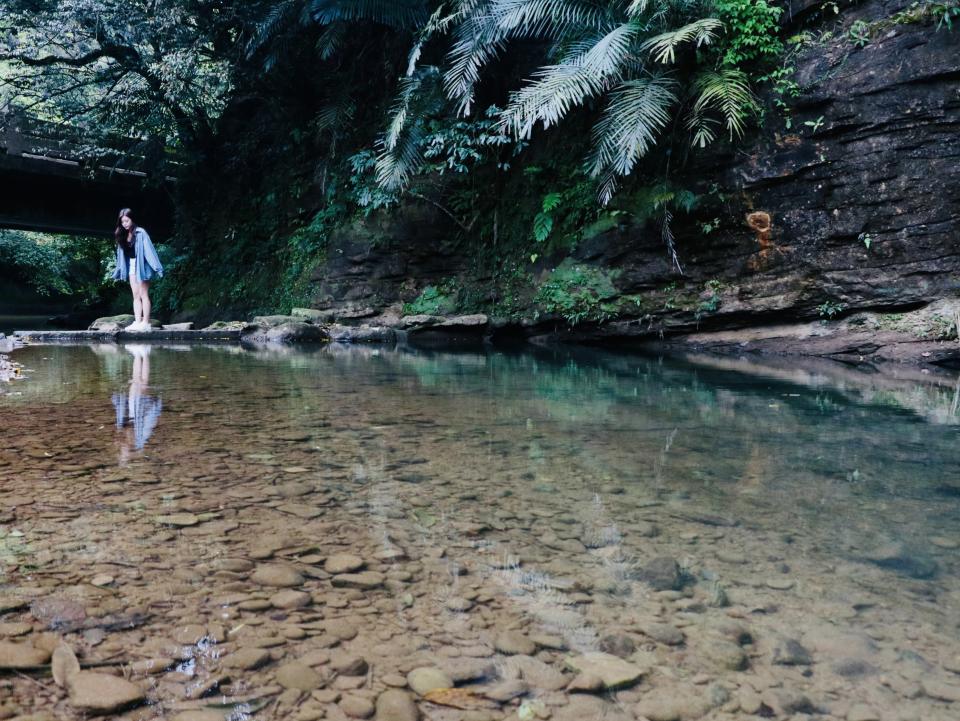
[129,258,139,282]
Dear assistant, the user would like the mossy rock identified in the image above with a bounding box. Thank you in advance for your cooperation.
[89,315,135,331]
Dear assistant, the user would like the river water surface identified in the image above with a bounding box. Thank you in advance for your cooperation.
[1,343,959,721]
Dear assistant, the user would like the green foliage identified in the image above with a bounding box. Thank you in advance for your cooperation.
[0,230,71,296]
[534,260,620,325]
[0,230,111,303]
[712,0,784,68]
[532,192,564,244]
[403,284,458,315]
[350,150,400,212]
[0,0,240,162]
[695,279,725,320]
[848,20,871,47]
[763,65,802,125]
[841,1,960,49]
[423,105,519,175]
[817,301,845,319]
[804,115,826,133]
[379,0,771,204]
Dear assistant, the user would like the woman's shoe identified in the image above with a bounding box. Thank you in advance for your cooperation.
[127,321,145,332]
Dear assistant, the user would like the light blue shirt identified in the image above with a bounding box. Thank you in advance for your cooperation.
[112,227,164,282]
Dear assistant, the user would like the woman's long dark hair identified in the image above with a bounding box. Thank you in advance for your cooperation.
[115,208,137,246]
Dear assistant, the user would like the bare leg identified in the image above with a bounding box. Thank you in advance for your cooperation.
[139,280,152,327]
[129,275,143,324]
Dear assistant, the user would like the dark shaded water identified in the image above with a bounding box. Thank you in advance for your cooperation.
[1,343,959,720]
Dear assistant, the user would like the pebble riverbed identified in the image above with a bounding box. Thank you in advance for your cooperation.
[0,343,958,721]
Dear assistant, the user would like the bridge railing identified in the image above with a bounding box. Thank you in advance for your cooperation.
[0,109,184,180]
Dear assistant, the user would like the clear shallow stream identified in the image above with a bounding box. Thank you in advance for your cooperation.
[1,343,959,721]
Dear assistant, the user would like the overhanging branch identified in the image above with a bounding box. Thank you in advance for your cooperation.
[0,48,108,67]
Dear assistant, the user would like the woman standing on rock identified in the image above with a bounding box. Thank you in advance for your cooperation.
[112,208,163,332]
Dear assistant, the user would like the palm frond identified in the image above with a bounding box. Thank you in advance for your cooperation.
[407,5,461,76]
[501,22,639,137]
[316,21,348,60]
[489,0,610,37]
[689,68,756,141]
[316,97,356,132]
[639,17,722,63]
[444,8,505,115]
[377,66,443,190]
[308,0,429,28]
[246,0,302,61]
[376,122,426,189]
[587,75,678,204]
[625,0,650,16]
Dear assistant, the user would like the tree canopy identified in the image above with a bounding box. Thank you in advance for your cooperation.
[1,0,782,200]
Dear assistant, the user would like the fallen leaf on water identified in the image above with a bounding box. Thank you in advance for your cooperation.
[423,688,499,710]
[51,643,81,687]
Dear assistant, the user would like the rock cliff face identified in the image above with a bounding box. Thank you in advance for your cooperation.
[306,0,960,359]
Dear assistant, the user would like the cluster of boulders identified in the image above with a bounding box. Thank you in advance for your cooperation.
[88,306,496,346]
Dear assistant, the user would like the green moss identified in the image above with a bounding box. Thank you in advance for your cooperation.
[403,284,459,316]
[872,311,958,340]
[534,260,620,325]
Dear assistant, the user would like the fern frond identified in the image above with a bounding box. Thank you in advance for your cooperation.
[689,68,756,141]
[639,17,722,64]
[501,22,640,137]
[587,75,678,204]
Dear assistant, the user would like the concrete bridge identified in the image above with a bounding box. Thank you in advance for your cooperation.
[0,111,175,238]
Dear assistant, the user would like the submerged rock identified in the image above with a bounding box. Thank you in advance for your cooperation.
[251,564,304,587]
[636,556,682,590]
[634,684,712,721]
[407,667,452,696]
[276,661,323,691]
[0,641,51,668]
[68,671,145,714]
[564,652,647,690]
[325,553,365,574]
[375,689,419,721]
[494,631,537,656]
[860,543,939,579]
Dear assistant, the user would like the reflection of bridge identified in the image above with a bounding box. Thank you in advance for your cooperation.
[0,111,174,238]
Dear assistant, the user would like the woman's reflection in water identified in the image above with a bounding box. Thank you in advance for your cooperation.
[113,344,162,463]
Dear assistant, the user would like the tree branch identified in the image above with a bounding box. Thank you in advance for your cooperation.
[0,47,108,67]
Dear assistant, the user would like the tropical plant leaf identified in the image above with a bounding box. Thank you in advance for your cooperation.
[308,0,428,28]
[541,191,562,212]
[501,22,639,137]
[533,211,554,242]
[587,75,678,204]
[377,66,443,189]
[490,0,610,37]
[689,68,757,141]
[639,18,722,64]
